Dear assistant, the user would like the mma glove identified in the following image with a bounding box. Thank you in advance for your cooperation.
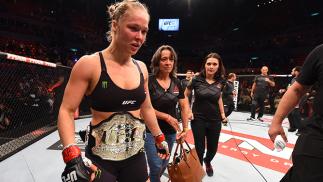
[154,133,169,156]
[61,145,100,182]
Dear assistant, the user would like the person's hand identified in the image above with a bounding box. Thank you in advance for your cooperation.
[222,117,228,126]
[166,115,180,132]
[154,133,170,160]
[268,121,288,143]
[61,145,101,182]
[221,113,226,121]
[176,128,188,142]
[188,111,194,121]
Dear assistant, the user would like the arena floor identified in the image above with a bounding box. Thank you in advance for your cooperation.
[0,111,298,182]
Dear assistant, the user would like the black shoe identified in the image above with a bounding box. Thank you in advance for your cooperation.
[204,158,213,177]
[288,128,296,132]
[247,117,256,121]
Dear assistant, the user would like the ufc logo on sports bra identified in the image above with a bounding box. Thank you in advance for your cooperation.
[122,100,136,105]
[62,171,77,182]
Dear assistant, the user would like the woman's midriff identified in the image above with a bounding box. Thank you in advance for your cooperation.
[90,108,142,126]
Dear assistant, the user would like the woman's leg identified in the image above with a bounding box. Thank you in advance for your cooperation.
[144,133,163,182]
[118,152,149,182]
[190,118,206,165]
[204,121,222,163]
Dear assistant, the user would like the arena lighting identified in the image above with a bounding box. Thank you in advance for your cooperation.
[257,0,282,7]
[251,57,259,60]
[310,12,320,16]
[233,28,239,31]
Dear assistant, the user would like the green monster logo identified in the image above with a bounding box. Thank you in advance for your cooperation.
[102,81,108,89]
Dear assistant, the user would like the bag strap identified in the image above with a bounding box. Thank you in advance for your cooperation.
[181,140,198,161]
[171,142,181,164]
[171,141,189,165]
[184,140,192,151]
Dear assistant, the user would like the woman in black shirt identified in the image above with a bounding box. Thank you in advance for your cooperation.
[185,52,226,177]
[145,45,190,182]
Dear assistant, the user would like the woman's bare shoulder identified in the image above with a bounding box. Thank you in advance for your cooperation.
[71,53,100,76]
[75,52,100,67]
[136,60,148,73]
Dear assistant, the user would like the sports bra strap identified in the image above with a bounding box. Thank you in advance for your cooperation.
[99,52,142,76]
[132,59,143,75]
[99,52,107,72]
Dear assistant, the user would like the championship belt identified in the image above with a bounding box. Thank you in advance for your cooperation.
[90,112,146,161]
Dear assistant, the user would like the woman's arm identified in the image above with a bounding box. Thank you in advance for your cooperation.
[184,87,194,118]
[184,86,192,99]
[58,56,100,181]
[57,56,92,147]
[138,62,163,136]
[154,109,180,132]
[179,97,190,130]
[218,93,226,120]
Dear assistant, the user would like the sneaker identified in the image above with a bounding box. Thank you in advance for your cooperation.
[247,117,256,121]
[204,158,214,177]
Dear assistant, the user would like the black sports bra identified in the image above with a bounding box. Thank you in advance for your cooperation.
[87,52,146,112]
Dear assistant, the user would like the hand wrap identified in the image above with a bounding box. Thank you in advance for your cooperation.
[154,133,169,155]
[61,145,101,182]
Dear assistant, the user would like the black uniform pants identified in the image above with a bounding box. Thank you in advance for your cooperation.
[250,94,266,118]
[190,117,222,165]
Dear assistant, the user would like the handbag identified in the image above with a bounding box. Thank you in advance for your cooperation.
[167,140,205,182]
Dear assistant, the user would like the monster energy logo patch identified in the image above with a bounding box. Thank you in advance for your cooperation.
[102,81,108,88]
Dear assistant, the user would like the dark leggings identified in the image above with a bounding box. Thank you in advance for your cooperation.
[85,151,148,182]
[190,117,222,165]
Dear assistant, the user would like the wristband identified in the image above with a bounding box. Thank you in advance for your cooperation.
[154,133,165,144]
[62,145,81,163]
[183,127,189,132]
[63,143,77,150]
